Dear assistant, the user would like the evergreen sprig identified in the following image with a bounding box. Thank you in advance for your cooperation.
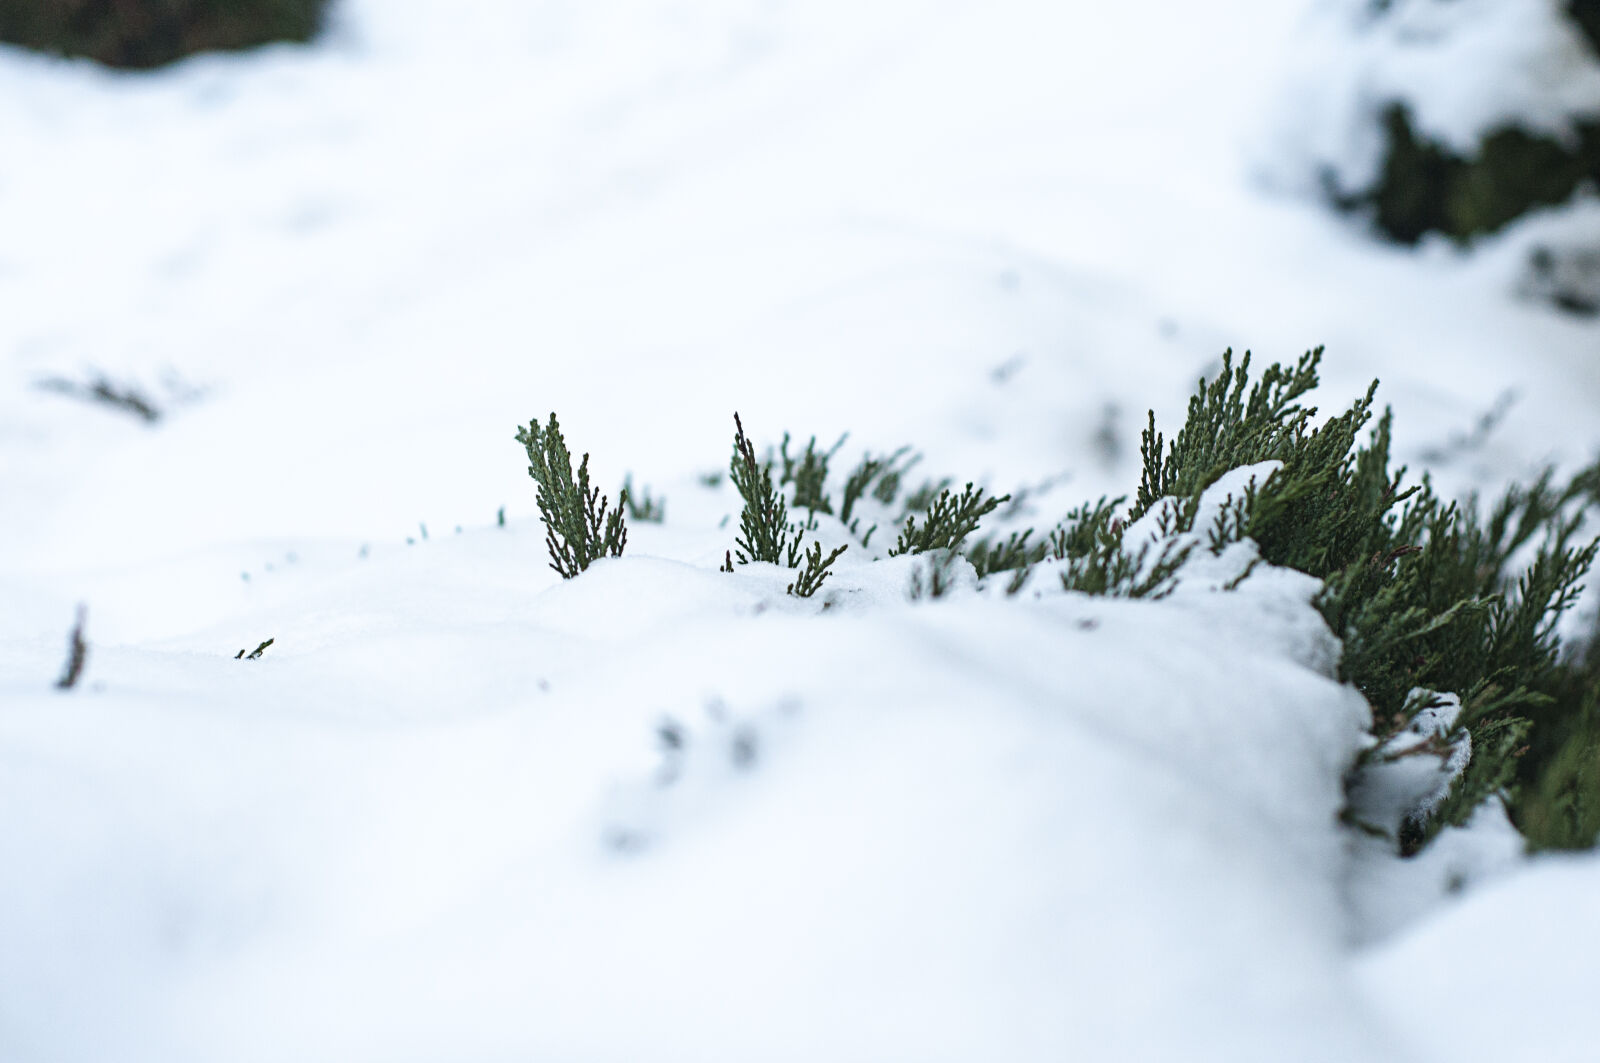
[841,447,914,523]
[1133,348,1331,522]
[730,413,800,566]
[779,433,847,517]
[622,475,665,523]
[729,413,848,595]
[516,413,628,579]
[890,483,1008,557]
[872,452,921,506]
[902,478,954,515]
[1059,524,1191,600]
[968,530,1048,579]
[788,541,849,598]
[908,550,961,600]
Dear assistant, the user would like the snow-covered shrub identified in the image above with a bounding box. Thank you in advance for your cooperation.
[989,348,1600,852]
[1275,1,1600,251]
[713,350,1600,853]
[0,0,327,69]
[515,413,628,579]
[527,354,1600,853]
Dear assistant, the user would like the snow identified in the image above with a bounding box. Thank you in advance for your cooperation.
[1347,689,1472,841]
[1360,853,1600,1063]
[4,0,1600,1060]
[3,506,1396,1062]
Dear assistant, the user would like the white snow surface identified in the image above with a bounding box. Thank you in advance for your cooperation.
[1360,852,1600,1063]
[4,1,1600,1060]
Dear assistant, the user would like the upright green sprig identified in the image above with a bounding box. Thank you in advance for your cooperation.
[838,446,917,546]
[890,483,1008,556]
[967,530,1047,579]
[729,413,847,596]
[779,433,847,517]
[1134,348,1326,521]
[789,541,849,598]
[730,413,799,566]
[516,413,628,578]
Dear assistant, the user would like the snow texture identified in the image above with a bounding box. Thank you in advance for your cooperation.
[1346,688,1472,842]
[4,1,1600,1060]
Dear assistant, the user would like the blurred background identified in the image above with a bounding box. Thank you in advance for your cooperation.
[2,0,1597,580]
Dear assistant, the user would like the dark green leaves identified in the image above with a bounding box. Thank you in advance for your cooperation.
[889,483,1008,557]
[729,413,847,598]
[516,414,628,579]
[730,413,800,567]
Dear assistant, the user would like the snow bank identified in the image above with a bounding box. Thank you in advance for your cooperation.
[1360,851,1600,1063]
[0,486,1404,1061]
[4,0,1600,1059]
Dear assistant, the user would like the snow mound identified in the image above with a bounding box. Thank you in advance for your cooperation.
[1360,851,1600,1063]
[0,483,1400,1061]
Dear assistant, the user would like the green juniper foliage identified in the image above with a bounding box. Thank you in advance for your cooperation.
[967,530,1048,579]
[788,541,849,599]
[839,446,918,546]
[728,413,847,596]
[779,433,847,518]
[1324,0,1600,247]
[872,452,922,506]
[901,478,955,515]
[908,551,962,601]
[730,413,801,567]
[1031,347,1600,852]
[840,447,910,523]
[965,530,1047,597]
[1516,687,1600,850]
[890,483,1008,557]
[522,369,1600,853]
[1047,497,1126,562]
[516,413,628,579]
[622,475,666,523]
[1348,102,1600,246]
[1050,493,1190,600]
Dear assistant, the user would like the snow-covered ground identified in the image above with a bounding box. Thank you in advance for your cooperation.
[3,1,1600,1060]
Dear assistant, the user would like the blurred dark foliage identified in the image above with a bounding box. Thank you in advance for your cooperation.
[0,0,327,69]
[1357,104,1600,245]
[1571,0,1600,57]
[1335,2,1600,248]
